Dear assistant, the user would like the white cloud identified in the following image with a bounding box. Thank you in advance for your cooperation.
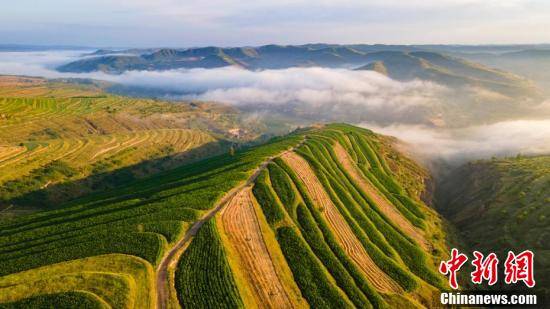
[362,119,550,163]
[1,50,549,165]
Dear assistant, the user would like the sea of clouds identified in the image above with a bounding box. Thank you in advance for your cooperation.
[1,50,549,166]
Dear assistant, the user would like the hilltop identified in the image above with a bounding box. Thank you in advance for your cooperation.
[0,123,451,308]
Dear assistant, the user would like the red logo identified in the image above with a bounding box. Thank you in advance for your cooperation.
[471,251,499,286]
[439,248,468,289]
[439,249,535,289]
[504,250,535,288]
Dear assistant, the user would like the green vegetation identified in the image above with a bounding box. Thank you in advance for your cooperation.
[276,155,418,293]
[0,134,300,274]
[438,155,550,293]
[296,203,381,309]
[313,129,444,288]
[252,170,285,225]
[267,162,298,215]
[0,76,300,308]
[0,97,450,309]
[176,220,243,308]
[0,76,250,213]
[0,292,106,309]
[276,226,353,308]
[0,254,154,309]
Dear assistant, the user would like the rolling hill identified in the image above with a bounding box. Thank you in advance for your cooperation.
[455,49,550,96]
[56,44,537,100]
[56,45,543,128]
[0,75,252,216]
[0,123,451,308]
[436,155,550,293]
[355,51,537,98]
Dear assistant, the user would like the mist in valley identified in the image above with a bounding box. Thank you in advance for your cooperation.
[1,49,549,172]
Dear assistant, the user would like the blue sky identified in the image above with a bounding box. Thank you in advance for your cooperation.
[1,0,549,47]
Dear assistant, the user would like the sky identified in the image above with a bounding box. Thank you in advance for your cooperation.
[0,0,549,47]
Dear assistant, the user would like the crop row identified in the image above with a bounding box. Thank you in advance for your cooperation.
[276,156,413,292]
[175,220,244,308]
[251,170,285,225]
[296,137,444,289]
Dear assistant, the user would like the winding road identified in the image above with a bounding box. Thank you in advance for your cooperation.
[155,140,303,309]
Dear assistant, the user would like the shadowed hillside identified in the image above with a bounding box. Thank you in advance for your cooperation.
[0,76,253,215]
[437,155,550,293]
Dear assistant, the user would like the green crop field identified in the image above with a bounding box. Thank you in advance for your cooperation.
[240,124,447,308]
[0,77,452,309]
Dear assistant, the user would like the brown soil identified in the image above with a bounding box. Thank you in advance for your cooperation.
[156,139,304,309]
[281,151,402,293]
[221,187,293,308]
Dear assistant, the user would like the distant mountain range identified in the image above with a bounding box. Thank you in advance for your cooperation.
[57,44,539,99]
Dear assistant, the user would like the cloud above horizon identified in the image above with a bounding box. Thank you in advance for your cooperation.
[1,50,549,165]
[0,51,448,125]
[1,0,549,46]
[362,120,550,165]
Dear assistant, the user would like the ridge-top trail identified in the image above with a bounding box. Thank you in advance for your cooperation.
[155,140,304,309]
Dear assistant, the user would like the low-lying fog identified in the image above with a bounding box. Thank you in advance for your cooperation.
[1,50,549,169]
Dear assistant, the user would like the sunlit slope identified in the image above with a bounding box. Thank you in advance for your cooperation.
[0,124,449,308]
[179,124,449,308]
[0,131,302,308]
[0,76,243,214]
[437,156,550,293]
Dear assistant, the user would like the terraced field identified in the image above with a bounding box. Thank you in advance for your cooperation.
[0,76,250,213]
[0,129,214,183]
[0,254,155,308]
[175,124,448,308]
[0,127,303,308]
[0,118,449,308]
[281,151,402,293]
[219,187,294,308]
[332,142,429,250]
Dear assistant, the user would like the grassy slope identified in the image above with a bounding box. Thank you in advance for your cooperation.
[0,254,154,308]
[437,155,550,292]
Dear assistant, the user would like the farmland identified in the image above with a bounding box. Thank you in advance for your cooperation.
[0,76,248,215]
[0,82,450,309]
[174,124,449,308]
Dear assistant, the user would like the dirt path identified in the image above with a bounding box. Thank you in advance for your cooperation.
[220,187,293,308]
[281,151,402,293]
[333,143,429,251]
[156,141,303,309]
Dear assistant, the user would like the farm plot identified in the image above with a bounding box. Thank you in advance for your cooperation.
[0,129,215,185]
[0,254,155,309]
[281,151,402,293]
[220,186,293,308]
[332,142,429,250]
[175,220,244,309]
